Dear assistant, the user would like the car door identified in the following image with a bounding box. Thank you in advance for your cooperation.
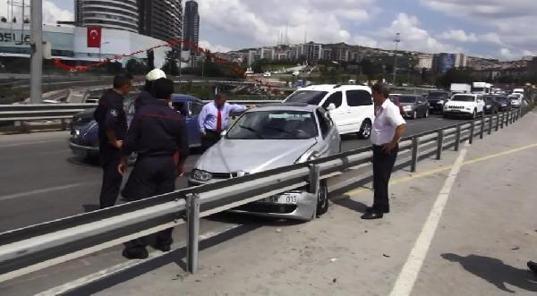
[315,109,340,155]
[345,89,374,132]
[417,96,427,116]
[320,91,349,134]
[187,100,203,147]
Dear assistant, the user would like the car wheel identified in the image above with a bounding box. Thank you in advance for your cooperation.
[316,181,329,217]
[358,119,372,139]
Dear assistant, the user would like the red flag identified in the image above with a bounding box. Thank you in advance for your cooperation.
[87,26,102,48]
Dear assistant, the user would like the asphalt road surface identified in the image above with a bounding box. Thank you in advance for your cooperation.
[0,114,464,232]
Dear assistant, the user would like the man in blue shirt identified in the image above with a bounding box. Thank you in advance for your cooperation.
[198,94,247,150]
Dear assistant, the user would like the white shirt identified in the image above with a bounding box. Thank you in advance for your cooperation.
[371,99,406,146]
[198,102,247,133]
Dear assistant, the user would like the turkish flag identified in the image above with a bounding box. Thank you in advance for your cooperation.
[87,26,102,48]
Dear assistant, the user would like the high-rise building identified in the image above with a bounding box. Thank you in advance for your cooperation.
[75,0,139,33]
[138,0,183,42]
[183,0,199,51]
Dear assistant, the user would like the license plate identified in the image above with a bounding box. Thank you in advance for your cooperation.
[266,195,297,204]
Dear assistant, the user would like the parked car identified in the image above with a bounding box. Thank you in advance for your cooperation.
[284,85,374,139]
[69,94,203,160]
[483,96,500,114]
[389,93,405,115]
[427,91,450,114]
[443,94,485,119]
[391,94,430,119]
[189,103,341,221]
[509,93,523,108]
[493,96,512,112]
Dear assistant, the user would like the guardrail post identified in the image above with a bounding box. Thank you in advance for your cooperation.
[454,125,461,151]
[186,193,200,274]
[488,115,493,135]
[436,130,443,160]
[480,116,485,139]
[411,137,419,172]
[506,112,511,126]
[469,121,475,144]
[500,113,504,129]
[61,119,67,131]
[308,164,320,195]
[496,114,500,131]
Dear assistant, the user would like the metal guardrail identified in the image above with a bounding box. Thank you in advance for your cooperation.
[0,105,530,287]
[0,100,283,132]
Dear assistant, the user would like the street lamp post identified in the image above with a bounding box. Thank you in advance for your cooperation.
[392,32,401,85]
[30,0,42,104]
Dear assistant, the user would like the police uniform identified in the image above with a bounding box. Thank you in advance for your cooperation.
[121,98,189,253]
[94,89,128,209]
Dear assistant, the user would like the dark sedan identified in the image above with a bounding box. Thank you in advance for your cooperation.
[427,91,450,114]
[483,96,500,114]
[393,95,430,119]
[493,96,512,112]
[69,94,204,161]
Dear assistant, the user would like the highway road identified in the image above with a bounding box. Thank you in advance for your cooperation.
[0,114,465,233]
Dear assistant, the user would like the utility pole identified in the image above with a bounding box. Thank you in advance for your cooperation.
[392,32,400,86]
[30,0,43,104]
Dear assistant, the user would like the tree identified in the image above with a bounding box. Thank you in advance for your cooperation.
[162,50,179,76]
[126,59,147,75]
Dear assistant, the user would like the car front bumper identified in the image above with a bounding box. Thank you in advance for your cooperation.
[69,141,99,157]
[188,178,317,221]
[443,109,473,116]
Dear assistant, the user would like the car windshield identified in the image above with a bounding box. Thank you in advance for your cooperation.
[398,96,417,103]
[285,90,327,105]
[452,95,475,102]
[484,97,495,103]
[227,111,317,140]
[496,97,509,103]
[428,92,447,99]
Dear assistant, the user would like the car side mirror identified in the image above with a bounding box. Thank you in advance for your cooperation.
[327,103,336,111]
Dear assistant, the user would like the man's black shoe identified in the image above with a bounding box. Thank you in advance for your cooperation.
[366,207,390,214]
[154,243,172,252]
[361,211,384,220]
[528,261,537,274]
[122,247,149,260]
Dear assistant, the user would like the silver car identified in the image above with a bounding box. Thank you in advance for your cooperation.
[189,103,341,221]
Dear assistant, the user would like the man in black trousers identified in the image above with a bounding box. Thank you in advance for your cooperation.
[94,73,132,209]
[362,83,406,220]
[119,78,189,259]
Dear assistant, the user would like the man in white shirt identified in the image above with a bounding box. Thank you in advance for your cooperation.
[198,94,247,150]
[362,83,407,220]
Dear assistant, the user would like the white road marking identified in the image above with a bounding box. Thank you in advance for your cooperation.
[0,140,62,149]
[389,142,469,296]
[0,183,93,202]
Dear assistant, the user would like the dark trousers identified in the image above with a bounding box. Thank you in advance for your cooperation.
[201,130,221,151]
[99,154,123,209]
[122,155,177,250]
[372,145,399,212]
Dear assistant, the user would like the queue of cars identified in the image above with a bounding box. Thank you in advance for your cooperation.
[70,83,526,222]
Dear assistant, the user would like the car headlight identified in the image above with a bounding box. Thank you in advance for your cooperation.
[403,106,413,111]
[296,151,318,163]
[486,105,491,108]
[191,169,212,182]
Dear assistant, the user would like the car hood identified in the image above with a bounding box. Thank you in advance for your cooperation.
[400,102,417,107]
[445,101,475,106]
[195,138,318,174]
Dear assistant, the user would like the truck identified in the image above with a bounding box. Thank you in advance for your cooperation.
[472,82,492,94]
[450,83,472,94]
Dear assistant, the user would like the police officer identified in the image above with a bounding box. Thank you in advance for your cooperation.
[134,68,167,113]
[94,73,132,209]
[119,78,189,259]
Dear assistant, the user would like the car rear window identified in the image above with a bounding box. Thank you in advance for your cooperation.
[285,90,328,105]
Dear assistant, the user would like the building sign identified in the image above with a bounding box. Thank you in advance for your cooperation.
[0,31,31,46]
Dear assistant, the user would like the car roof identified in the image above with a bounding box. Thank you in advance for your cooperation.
[248,103,319,112]
[171,94,202,103]
[299,84,371,92]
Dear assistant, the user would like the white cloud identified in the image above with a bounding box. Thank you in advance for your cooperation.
[440,30,478,43]
[198,0,375,48]
[379,13,461,53]
[0,1,73,25]
[199,40,232,53]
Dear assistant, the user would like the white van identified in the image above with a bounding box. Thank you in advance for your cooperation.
[284,84,374,138]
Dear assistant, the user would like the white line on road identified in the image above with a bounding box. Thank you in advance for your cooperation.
[389,143,469,296]
[0,183,94,202]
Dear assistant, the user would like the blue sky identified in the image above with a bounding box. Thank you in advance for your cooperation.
[36,0,537,59]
